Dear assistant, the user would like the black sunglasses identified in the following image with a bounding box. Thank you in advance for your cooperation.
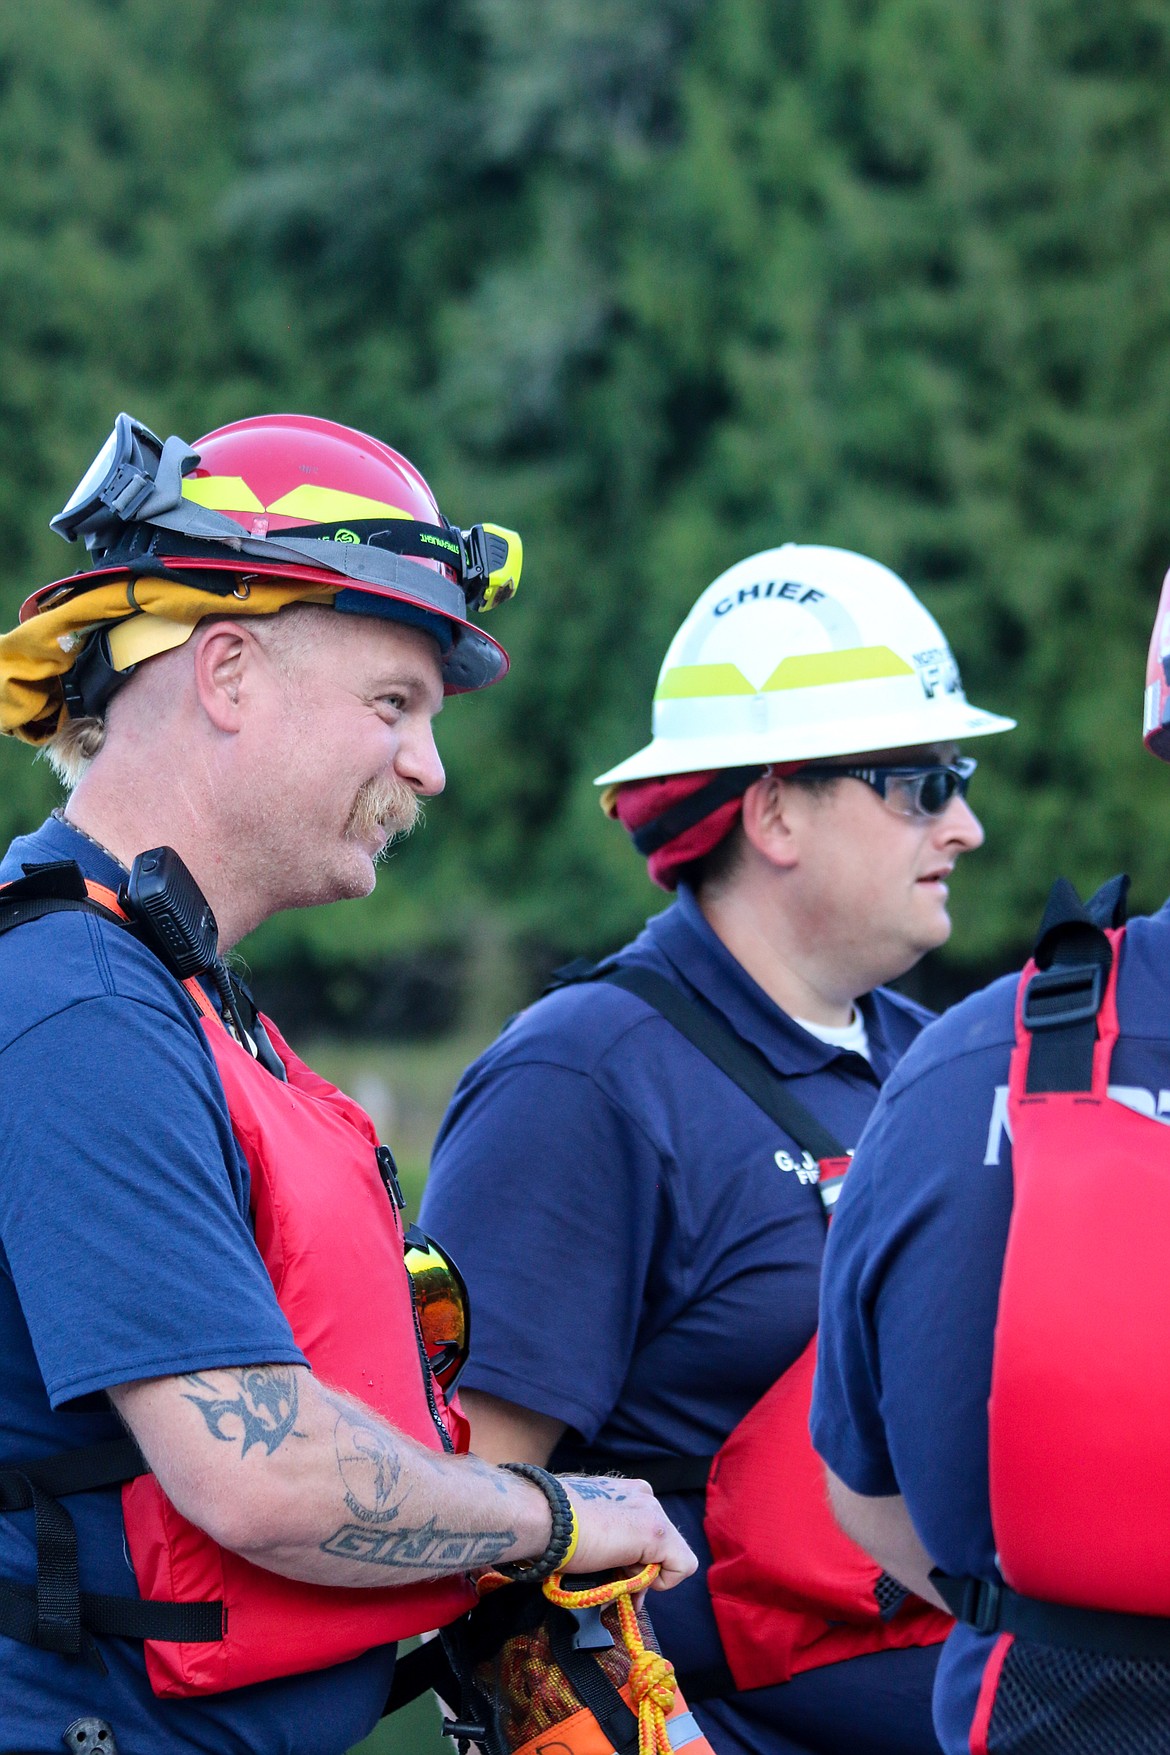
[795,757,977,820]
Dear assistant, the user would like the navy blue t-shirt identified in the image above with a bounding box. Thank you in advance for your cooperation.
[423,885,940,1755]
[0,817,396,1753]
[811,900,1170,1754]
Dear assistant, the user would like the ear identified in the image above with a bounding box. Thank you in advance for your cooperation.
[740,772,803,872]
[190,620,255,734]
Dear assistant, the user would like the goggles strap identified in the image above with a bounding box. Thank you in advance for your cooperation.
[93,526,470,619]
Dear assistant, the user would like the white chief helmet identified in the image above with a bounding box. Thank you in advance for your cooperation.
[596,544,1014,786]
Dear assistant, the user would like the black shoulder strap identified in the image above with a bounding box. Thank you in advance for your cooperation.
[549,959,847,1164]
[0,862,233,1667]
[1021,875,1126,1095]
[0,861,125,938]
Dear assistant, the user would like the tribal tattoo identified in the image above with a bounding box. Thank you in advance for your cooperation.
[321,1514,517,1572]
[182,1366,302,1457]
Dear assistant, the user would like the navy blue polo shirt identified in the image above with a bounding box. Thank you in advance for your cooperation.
[811,899,1170,1754]
[423,884,941,1755]
[0,816,395,1754]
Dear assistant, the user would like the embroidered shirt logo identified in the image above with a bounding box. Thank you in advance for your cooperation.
[775,1147,819,1185]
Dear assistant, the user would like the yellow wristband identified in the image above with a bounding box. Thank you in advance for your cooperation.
[561,1502,580,1570]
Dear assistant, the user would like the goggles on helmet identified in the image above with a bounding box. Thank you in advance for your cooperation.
[48,412,522,617]
[403,1223,470,1397]
[796,756,976,819]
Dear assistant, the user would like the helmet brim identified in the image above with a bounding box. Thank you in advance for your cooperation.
[594,701,1016,786]
[21,556,509,694]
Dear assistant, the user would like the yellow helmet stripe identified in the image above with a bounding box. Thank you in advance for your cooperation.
[181,476,264,513]
[656,647,914,700]
[763,647,914,691]
[655,663,755,700]
[263,484,414,521]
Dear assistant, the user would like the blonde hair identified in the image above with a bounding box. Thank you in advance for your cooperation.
[41,716,106,789]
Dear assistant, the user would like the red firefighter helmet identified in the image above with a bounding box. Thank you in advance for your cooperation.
[28,412,521,706]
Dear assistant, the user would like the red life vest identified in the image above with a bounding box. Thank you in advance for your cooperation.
[551,962,951,1696]
[993,915,1170,1614]
[129,994,477,1697]
[930,879,1170,1742]
[0,868,475,1696]
[703,1154,951,1692]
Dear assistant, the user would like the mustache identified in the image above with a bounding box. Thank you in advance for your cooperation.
[345,774,423,855]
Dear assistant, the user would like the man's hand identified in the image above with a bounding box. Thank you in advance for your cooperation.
[560,1474,696,1591]
[454,1388,696,1590]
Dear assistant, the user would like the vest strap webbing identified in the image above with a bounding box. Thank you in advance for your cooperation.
[548,1605,641,1754]
[0,871,230,1665]
[0,1437,224,1664]
[1022,874,1127,1094]
[547,960,849,1168]
[0,1437,147,1504]
[383,1583,548,1724]
[0,1579,224,1664]
[932,1570,1170,1662]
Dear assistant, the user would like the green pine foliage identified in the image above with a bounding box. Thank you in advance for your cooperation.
[5,0,1170,1009]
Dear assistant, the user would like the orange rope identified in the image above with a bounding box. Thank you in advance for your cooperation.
[543,1565,677,1755]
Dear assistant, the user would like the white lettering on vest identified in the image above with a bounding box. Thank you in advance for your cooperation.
[984,1081,1170,1164]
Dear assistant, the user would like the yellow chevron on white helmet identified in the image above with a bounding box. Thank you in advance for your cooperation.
[595,544,1014,786]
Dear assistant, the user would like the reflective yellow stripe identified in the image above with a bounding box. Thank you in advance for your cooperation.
[763,646,913,690]
[181,476,264,513]
[263,484,413,521]
[655,663,755,700]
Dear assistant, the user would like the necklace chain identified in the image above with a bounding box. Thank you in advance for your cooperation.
[53,808,130,874]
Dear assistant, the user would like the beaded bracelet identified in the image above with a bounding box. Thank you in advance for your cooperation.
[495,1462,580,1582]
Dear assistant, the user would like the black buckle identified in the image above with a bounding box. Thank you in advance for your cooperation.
[62,630,127,722]
[970,1577,1003,1635]
[376,1145,405,1210]
[944,1574,1003,1635]
[1021,963,1103,1032]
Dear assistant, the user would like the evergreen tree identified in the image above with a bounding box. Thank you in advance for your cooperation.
[0,0,311,848]
[233,0,1170,985]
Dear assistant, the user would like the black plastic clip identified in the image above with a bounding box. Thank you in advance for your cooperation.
[375,1145,405,1209]
[970,1577,1003,1636]
[936,1571,1003,1635]
[441,1720,489,1745]
[1021,963,1103,1032]
[567,1601,615,1651]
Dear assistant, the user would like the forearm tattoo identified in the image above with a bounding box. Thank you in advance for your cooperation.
[321,1515,518,1570]
[181,1372,518,1572]
[321,1406,516,1571]
[182,1367,302,1457]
